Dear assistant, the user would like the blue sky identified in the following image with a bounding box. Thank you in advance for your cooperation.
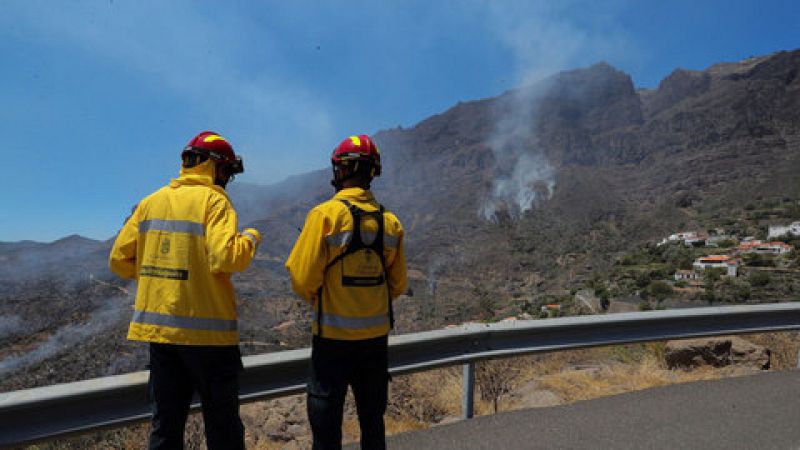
[1,1,798,242]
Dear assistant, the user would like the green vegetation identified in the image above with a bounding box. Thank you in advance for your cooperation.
[597,197,800,309]
[743,253,776,267]
[643,280,673,302]
[748,271,772,287]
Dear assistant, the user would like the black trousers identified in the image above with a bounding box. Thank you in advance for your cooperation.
[307,335,389,450]
[147,343,244,450]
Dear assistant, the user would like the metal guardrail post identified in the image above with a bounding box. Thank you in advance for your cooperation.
[462,361,475,419]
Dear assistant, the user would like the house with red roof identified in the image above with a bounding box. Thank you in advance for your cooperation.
[692,255,739,277]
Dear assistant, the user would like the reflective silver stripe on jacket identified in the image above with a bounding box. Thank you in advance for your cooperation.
[242,230,259,247]
[326,231,352,247]
[325,231,400,248]
[139,219,205,236]
[132,310,237,331]
[313,311,389,329]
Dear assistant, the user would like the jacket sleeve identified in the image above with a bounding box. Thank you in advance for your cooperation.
[109,209,139,280]
[385,218,408,299]
[285,208,329,303]
[206,195,261,274]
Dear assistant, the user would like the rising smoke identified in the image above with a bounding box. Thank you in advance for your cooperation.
[480,86,556,221]
[0,315,22,341]
[0,294,130,377]
[477,1,633,222]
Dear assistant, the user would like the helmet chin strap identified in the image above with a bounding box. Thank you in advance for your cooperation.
[212,162,231,189]
[331,167,345,191]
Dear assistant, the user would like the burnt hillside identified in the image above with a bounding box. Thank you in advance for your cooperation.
[2,49,800,391]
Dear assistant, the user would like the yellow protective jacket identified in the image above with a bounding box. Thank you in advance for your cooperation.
[286,187,407,340]
[109,160,261,346]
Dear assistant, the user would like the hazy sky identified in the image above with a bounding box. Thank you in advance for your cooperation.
[1,0,798,242]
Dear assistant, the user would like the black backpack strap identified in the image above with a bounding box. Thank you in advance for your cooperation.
[324,200,361,271]
[319,199,395,332]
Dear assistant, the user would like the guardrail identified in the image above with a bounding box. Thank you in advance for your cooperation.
[2,303,800,447]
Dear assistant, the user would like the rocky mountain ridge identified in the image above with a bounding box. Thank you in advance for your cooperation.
[2,49,799,391]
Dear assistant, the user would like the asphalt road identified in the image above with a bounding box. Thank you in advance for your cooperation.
[375,370,800,450]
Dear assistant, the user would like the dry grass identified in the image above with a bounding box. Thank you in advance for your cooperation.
[744,332,800,370]
[530,354,722,403]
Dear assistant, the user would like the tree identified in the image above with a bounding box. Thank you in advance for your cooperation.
[703,267,725,283]
[646,280,673,303]
[476,359,519,413]
[471,282,497,321]
[634,271,651,289]
[702,268,725,305]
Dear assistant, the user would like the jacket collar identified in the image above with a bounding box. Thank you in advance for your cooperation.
[334,187,375,203]
[169,161,228,196]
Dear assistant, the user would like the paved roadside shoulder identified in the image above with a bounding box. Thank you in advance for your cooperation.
[380,370,800,450]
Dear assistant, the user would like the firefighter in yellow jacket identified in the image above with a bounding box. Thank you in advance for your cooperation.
[286,134,407,450]
[109,131,260,450]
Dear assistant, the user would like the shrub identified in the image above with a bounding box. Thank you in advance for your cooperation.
[743,253,776,267]
[662,245,694,270]
[719,278,752,302]
[703,287,716,304]
[634,271,652,289]
[748,271,772,287]
[703,267,725,283]
[646,281,673,302]
[715,239,736,248]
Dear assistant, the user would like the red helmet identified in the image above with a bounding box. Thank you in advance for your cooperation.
[182,131,237,163]
[331,134,381,177]
[181,131,244,179]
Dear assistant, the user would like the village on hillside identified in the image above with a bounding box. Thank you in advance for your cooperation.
[661,221,799,283]
[588,219,800,312]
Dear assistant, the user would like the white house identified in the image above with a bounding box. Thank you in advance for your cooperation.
[692,255,739,277]
[738,241,793,255]
[658,231,706,247]
[755,242,793,255]
[674,270,701,282]
[768,221,800,239]
[684,233,707,247]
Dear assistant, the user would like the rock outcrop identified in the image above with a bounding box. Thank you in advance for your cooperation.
[664,336,771,370]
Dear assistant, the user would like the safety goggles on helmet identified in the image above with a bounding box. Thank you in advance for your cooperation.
[183,146,244,175]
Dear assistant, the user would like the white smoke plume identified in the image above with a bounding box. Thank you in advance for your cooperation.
[480,76,556,221]
[481,151,555,221]
[477,1,633,221]
[0,295,129,376]
[0,315,23,341]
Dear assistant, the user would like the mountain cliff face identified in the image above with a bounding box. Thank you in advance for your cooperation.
[243,49,800,282]
[2,49,799,390]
